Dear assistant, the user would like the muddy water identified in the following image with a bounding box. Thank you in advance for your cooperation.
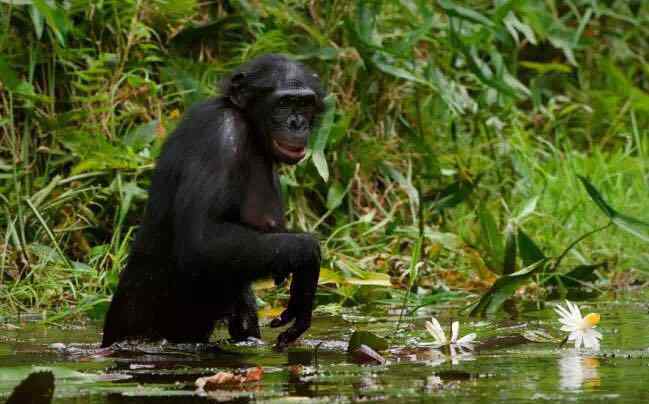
[1,299,648,403]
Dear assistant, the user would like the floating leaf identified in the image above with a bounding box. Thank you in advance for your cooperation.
[351,344,386,365]
[6,371,54,404]
[195,367,263,391]
[347,331,389,353]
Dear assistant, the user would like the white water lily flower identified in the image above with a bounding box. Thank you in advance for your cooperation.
[425,317,477,353]
[554,301,602,350]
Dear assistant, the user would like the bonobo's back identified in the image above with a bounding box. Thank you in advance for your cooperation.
[130,98,247,259]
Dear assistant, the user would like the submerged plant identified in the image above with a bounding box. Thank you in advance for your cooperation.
[425,317,477,355]
[555,301,602,351]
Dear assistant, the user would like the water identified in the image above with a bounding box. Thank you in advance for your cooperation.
[1,298,648,403]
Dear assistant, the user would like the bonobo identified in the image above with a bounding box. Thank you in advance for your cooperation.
[101,54,325,349]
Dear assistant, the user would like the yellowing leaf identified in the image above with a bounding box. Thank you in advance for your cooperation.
[346,272,392,287]
[318,268,345,285]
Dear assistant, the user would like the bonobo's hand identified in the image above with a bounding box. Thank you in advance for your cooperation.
[269,234,320,350]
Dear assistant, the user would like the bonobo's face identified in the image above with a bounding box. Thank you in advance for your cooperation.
[265,86,319,164]
[225,55,325,165]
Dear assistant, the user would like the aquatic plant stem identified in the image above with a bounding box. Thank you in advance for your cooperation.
[550,222,613,272]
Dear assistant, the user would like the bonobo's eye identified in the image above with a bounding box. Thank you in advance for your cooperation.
[277,96,292,108]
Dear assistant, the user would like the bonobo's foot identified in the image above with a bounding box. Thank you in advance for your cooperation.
[228,288,261,342]
[228,314,261,342]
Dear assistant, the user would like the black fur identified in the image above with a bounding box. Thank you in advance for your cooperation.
[102,54,324,349]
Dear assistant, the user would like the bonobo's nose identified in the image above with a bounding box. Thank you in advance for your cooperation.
[289,115,307,131]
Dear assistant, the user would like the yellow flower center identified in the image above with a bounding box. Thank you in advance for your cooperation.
[582,313,600,328]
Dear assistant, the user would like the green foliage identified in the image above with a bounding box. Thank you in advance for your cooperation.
[1,0,649,320]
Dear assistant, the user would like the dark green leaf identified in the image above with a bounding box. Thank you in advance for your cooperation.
[347,331,389,353]
[424,173,483,212]
[517,229,546,269]
[577,175,616,218]
[478,204,504,272]
[503,223,517,275]
[578,175,649,242]
[547,262,606,289]
[469,260,546,317]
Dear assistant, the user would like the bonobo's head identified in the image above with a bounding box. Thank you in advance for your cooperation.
[222,54,326,164]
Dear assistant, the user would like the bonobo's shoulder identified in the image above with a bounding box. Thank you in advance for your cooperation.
[168,98,249,151]
[184,98,247,130]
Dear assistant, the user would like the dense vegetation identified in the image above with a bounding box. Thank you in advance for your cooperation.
[1,0,649,322]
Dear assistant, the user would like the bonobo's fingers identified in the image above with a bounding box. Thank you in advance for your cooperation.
[274,319,310,350]
[270,307,295,328]
[272,234,321,349]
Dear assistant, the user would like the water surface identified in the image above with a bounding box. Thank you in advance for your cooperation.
[1,298,648,403]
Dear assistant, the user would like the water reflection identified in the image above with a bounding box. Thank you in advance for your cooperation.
[558,352,600,391]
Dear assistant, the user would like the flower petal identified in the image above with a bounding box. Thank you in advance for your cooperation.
[457,333,476,345]
[426,317,447,345]
[451,321,459,343]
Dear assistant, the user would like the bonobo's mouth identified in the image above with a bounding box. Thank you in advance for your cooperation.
[272,139,306,162]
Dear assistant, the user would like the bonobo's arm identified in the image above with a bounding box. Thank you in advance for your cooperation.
[169,106,319,346]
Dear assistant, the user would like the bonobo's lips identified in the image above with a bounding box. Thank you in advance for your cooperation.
[272,139,306,161]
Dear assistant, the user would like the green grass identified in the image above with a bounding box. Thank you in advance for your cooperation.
[1,0,649,321]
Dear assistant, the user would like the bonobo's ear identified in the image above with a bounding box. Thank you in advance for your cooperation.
[228,72,248,108]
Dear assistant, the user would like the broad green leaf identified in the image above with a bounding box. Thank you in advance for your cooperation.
[547,262,605,289]
[517,229,546,269]
[29,3,44,39]
[348,330,389,353]
[32,0,69,46]
[503,223,517,275]
[326,183,345,210]
[309,95,336,182]
[469,260,546,317]
[478,204,504,272]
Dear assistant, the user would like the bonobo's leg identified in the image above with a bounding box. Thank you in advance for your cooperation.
[270,234,321,349]
[228,283,261,341]
[178,222,321,346]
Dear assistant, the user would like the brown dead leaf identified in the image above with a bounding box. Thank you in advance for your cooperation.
[195,367,263,391]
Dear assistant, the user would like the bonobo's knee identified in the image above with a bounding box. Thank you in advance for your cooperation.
[296,233,321,267]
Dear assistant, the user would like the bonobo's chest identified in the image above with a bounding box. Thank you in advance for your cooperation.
[240,152,285,232]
